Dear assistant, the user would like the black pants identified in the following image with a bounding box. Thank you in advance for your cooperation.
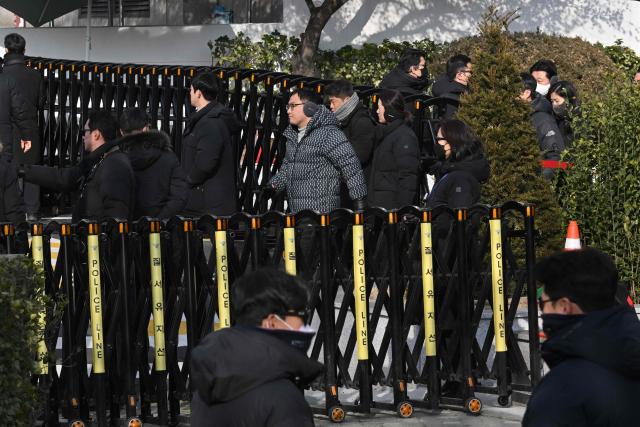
[23,180,40,215]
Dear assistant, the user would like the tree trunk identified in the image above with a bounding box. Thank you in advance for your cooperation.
[292,0,350,77]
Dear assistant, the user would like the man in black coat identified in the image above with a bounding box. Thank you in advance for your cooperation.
[431,54,472,119]
[325,80,376,208]
[520,73,564,180]
[119,108,187,220]
[182,72,241,217]
[2,33,44,219]
[523,248,640,426]
[190,269,323,427]
[379,49,429,96]
[22,111,134,222]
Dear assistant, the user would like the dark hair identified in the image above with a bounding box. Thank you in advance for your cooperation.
[438,119,483,161]
[4,33,25,54]
[88,110,118,142]
[291,87,322,105]
[529,59,557,80]
[379,89,411,123]
[520,72,537,99]
[548,80,579,107]
[324,80,354,99]
[190,72,219,101]
[535,248,618,312]
[446,54,471,80]
[398,49,424,73]
[232,269,310,326]
[119,108,151,134]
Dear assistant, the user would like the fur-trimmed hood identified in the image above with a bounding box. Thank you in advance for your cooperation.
[118,130,173,170]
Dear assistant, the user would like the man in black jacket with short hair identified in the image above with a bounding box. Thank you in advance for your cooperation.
[431,54,472,119]
[523,248,640,427]
[520,73,564,180]
[119,108,187,219]
[182,72,241,217]
[379,49,429,96]
[2,33,44,219]
[191,269,323,427]
[23,111,135,222]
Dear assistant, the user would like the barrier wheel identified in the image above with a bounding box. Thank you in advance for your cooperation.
[396,401,414,418]
[498,395,510,407]
[464,397,482,415]
[69,421,85,427]
[328,405,345,423]
[127,417,143,427]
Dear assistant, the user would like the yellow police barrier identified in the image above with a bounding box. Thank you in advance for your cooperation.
[215,219,231,328]
[490,209,507,353]
[284,215,297,276]
[149,221,166,371]
[87,224,105,373]
[31,224,48,374]
[352,213,368,360]
[420,212,437,357]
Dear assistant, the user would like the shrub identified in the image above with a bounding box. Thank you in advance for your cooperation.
[432,27,622,98]
[208,32,440,85]
[0,256,47,425]
[604,39,640,78]
[454,7,564,257]
[558,79,640,292]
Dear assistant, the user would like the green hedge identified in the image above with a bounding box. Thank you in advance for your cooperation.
[209,31,440,85]
[604,39,640,78]
[0,256,47,425]
[558,79,640,292]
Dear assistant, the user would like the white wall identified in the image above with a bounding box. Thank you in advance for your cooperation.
[1,0,639,66]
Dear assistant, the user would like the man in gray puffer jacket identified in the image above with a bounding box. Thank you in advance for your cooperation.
[270,88,367,213]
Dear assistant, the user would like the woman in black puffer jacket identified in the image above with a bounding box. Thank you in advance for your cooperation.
[367,89,420,209]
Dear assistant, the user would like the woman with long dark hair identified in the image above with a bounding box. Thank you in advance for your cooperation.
[367,89,420,209]
[547,80,580,148]
[426,119,489,210]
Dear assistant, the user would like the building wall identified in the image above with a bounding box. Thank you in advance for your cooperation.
[0,0,638,66]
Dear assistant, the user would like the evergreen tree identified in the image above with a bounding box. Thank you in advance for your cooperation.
[455,6,564,255]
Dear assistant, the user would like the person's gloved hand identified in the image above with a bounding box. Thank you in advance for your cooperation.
[352,197,367,212]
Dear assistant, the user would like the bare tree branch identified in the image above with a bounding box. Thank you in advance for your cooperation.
[304,0,316,12]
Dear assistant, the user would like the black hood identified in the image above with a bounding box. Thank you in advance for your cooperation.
[380,66,429,95]
[190,326,323,405]
[542,305,640,379]
[118,130,172,170]
[530,92,553,115]
[187,101,242,136]
[434,156,490,183]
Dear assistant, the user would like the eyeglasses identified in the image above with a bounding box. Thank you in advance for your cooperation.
[286,102,306,111]
[538,296,561,311]
[460,69,473,75]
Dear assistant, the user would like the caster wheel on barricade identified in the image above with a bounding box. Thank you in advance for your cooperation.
[127,417,143,427]
[464,397,482,415]
[498,395,510,407]
[69,421,85,427]
[328,405,346,423]
[397,401,414,418]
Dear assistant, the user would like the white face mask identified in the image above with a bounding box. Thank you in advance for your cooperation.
[536,83,550,96]
[275,314,315,334]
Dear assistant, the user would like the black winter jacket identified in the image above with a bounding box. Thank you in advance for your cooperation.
[523,305,640,426]
[0,72,36,162]
[181,101,241,216]
[340,102,376,179]
[0,158,24,224]
[190,326,323,427]
[529,94,564,180]
[2,53,43,165]
[379,66,429,96]
[431,75,469,119]
[24,143,135,222]
[270,106,367,213]
[368,120,420,209]
[120,130,187,219]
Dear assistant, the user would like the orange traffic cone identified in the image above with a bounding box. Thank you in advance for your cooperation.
[564,221,581,251]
